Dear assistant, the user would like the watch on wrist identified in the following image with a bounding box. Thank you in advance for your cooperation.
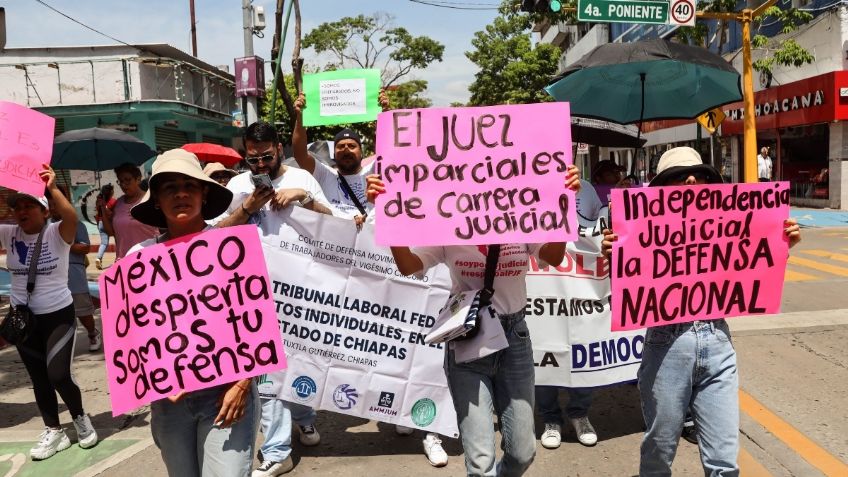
[301,191,314,206]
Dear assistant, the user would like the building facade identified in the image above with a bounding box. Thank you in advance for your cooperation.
[536,0,848,209]
[0,43,238,222]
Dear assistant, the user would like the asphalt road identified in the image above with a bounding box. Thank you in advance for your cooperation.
[0,228,846,476]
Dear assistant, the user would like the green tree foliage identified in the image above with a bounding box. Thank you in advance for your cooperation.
[465,7,562,106]
[673,0,813,76]
[302,13,445,87]
[386,80,432,109]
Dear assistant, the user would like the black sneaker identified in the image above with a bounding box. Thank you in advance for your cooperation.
[682,421,698,444]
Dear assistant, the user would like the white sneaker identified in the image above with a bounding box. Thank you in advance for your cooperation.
[88,329,102,352]
[252,456,294,476]
[30,428,71,460]
[395,424,414,436]
[73,414,98,449]
[298,424,320,446]
[422,433,448,467]
[540,423,562,449]
[570,416,597,446]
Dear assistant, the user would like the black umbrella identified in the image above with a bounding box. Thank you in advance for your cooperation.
[571,116,647,148]
[546,39,742,125]
[52,128,156,171]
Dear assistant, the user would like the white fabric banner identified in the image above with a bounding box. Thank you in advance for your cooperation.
[527,212,646,387]
[263,208,459,437]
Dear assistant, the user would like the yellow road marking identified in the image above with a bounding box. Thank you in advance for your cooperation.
[801,249,848,264]
[787,256,848,277]
[739,390,848,476]
[739,447,773,477]
[784,269,819,282]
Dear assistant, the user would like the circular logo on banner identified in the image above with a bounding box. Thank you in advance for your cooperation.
[411,398,437,427]
[292,376,317,402]
[671,0,695,25]
[332,384,359,410]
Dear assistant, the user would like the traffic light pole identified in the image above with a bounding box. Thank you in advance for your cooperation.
[557,1,776,183]
[698,0,776,184]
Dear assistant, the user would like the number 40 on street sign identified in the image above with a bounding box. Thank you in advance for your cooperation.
[577,0,695,27]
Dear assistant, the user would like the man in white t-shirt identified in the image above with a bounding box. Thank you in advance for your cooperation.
[215,121,331,476]
[289,92,390,224]
[290,93,451,467]
[216,121,332,234]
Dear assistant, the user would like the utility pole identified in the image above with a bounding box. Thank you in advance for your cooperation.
[242,0,258,125]
[189,0,198,57]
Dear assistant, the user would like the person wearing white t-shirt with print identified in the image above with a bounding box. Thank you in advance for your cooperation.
[292,91,453,466]
[215,121,332,477]
[290,91,390,224]
[367,166,582,477]
[0,166,98,461]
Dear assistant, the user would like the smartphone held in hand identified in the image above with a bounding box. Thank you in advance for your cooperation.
[251,174,273,190]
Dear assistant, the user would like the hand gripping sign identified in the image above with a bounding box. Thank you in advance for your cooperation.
[99,226,286,415]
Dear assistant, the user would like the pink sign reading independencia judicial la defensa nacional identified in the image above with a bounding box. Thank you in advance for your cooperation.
[610,182,791,331]
[374,102,577,246]
[0,101,56,196]
[99,226,285,416]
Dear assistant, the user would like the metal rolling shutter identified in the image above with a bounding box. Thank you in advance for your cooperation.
[154,127,189,153]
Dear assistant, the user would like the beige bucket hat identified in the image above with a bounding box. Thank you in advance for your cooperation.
[131,149,233,228]
[202,162,238,178]
[650,147,723,187]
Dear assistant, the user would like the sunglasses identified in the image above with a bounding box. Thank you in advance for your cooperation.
[245,153,275,166]
[668,170,711,184]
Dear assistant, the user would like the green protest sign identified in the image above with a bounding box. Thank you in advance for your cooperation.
[302,69,381,127]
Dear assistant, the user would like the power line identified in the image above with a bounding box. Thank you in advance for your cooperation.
[408,0,501,10]
[33,0,134,47]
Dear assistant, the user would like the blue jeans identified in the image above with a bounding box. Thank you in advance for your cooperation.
[639,320,739,477]
[97,221,109,260]
[258,398,317,462]
[446,310,535,477]
[151,384,259,477]
[535,387,593,425]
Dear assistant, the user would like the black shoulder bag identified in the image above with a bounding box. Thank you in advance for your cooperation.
[1,226,46,345]
[338,175,368,218]
[455,244,501,342]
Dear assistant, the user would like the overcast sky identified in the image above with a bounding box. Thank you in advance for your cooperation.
[5,0,502,106]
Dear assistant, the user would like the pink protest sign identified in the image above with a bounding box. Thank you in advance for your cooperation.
[99,225,286,415]
[374,103,577,246]
[0,101,55,196]
[610,182,791,331]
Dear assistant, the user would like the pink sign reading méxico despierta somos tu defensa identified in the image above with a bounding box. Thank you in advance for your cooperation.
[99,225,285,415]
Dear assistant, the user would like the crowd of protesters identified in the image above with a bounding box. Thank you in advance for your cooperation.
[1,88,802,477]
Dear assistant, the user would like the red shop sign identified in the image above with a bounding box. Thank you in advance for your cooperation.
[721,71,848,135]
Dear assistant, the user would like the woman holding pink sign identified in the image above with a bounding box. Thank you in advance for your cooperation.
[366,165,581,477]
[601,147,801,476]
[127,149,258,477]
[0,165,99,461]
